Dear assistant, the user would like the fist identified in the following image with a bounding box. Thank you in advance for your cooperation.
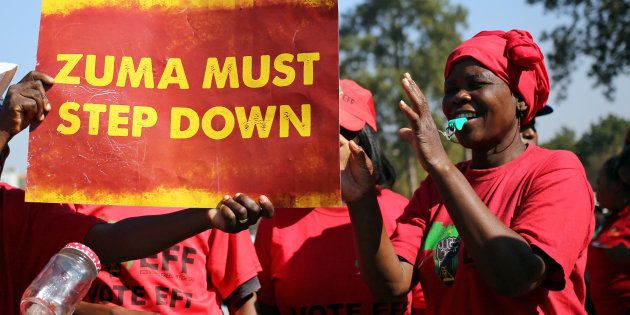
[208,193,274,233]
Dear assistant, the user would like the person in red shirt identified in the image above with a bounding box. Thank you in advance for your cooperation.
[587,152,630,315]
[75,204,262,315]
[341,30,594,314]
[255,79,425,315]
[0,71,273,315]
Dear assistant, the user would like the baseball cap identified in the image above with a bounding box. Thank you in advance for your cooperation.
[339,79,377,132]
[535,104,554,117]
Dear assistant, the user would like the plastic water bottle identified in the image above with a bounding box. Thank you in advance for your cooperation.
[20,243,101,315]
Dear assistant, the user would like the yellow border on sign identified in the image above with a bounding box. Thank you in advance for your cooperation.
[25,186,341,208]
[42,0,337,16]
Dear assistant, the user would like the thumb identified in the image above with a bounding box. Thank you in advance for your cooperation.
[397,127,414,145]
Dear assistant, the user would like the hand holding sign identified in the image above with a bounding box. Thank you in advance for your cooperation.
[0,71,54,140]
[209,193,274,233]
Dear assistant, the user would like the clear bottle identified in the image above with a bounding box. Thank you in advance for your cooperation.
[20,242,101,315]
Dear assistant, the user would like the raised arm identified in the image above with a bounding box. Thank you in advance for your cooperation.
[340,135,414,299]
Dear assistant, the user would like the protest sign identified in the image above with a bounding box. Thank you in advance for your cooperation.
[27,0,340,208]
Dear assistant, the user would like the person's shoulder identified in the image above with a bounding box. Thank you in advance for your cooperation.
[0,182,27,209]
[530,146,585,174]
[0,182,23,195]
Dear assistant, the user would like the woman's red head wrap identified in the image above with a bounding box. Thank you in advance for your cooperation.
[444,30,550,125]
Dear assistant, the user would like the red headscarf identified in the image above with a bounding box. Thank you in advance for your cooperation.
[444,30,550,125]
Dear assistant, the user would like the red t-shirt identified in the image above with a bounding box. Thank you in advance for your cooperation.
[0,183,102,315]
[587,205,630,315]
[256,188,425,314]
[76,204,261,315]
[392,145,594,315]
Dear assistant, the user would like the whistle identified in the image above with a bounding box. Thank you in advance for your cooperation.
[439,117,468,142]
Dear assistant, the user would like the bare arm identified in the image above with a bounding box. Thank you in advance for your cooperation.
[85,194,274,264]
[340,136,414,299]
[427,162,546,296]
[348,192,415,299]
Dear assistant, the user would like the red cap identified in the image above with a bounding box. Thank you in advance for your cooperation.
[339,80,377,132]
[64,242,101,272]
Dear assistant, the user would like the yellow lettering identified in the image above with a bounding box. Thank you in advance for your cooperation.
[170,107,200,139]
[272,53,296,87]
[55,54,83,84]
[280,104,311,138]
[132,106,158,137]
[56,102,81,135]
[83,103,107,135]
[202,57,240,89]
[242,55,270,88]
[85,55,115,87]
[117,57,155,88]
[158,58,189,90]
[297,52,320,86]
[108,105,130,136]
[235,106,276,139]
[201,107,235,140]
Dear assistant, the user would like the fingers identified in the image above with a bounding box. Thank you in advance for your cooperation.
[220,194,248,224]
[20,71,55,87]
[19,81,48,121]
[16,71,54,121]
[219,193,275,229]
[258,195,274,218]
[401,72,430,116]
[339,134,349,146]
[397,127,414,144]
[234,193,262,225]
[339,134,351,171]
[399,100,421,131]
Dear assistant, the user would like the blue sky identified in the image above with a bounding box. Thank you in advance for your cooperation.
[1,0,629,173]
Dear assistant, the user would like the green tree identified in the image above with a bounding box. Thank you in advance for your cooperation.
[543,114,629,184]
[340,0,468,196]
[574,114,629,182]
[526,0,630,101]
[542,126,577,151]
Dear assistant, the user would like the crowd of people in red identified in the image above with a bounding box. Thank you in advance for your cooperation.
[0,29,628,315]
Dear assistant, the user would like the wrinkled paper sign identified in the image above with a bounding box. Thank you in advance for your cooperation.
[27,0,340,208]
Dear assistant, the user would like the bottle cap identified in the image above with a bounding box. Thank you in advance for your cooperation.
[63,242,102,272]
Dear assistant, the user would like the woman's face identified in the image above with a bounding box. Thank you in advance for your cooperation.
[442,59,521,150]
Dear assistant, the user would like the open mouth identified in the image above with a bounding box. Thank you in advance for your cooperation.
[452,111,478,120]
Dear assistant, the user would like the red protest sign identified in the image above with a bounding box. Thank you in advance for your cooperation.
[27,1,340,209]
